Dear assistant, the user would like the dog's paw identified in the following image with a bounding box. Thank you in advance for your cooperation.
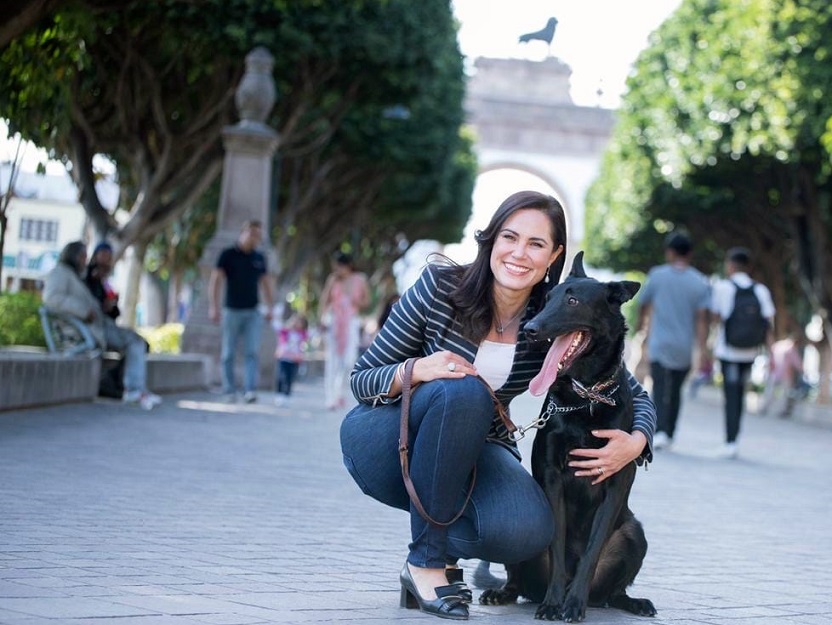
[479,587,518,605]
[608,594,657,617]
[633,599,658,616]
[630,598,657,617]
[534,601,562,620]
[558,597,587,622]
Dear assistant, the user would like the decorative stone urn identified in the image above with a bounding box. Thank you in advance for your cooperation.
[234,47,277,127]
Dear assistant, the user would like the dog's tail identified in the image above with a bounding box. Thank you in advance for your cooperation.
[472,560,505,590]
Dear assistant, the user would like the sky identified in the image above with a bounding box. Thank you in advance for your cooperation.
[440,0,683,263]
[451,0,683,108]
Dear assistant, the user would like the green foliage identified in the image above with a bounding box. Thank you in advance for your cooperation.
[137,323,183,354]
[0,0,474,304]
[0,292,47,347]
[585,0,832,334]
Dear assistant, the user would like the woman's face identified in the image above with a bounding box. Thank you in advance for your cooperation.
[489,208,563,294]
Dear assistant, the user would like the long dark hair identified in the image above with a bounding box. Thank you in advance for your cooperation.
[59,241,87,274]
[446,190,567,343]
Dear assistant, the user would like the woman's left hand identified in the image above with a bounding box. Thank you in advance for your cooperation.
[568,430,647,485]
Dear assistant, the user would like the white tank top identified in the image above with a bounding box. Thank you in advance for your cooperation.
[474,340,516,390]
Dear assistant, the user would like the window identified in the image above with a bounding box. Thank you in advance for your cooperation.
[18,218,59,243]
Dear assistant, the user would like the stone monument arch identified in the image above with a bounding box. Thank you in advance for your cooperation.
[181,47,279,386]
[464,56,615,266]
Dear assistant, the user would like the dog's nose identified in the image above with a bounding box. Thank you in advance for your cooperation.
[524,322,539,339]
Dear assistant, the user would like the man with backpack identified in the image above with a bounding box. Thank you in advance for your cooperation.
[709,247,775,458]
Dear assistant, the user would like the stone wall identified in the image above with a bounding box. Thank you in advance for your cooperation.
[0,351,101,411]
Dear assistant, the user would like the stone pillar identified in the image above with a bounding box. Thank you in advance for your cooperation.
[181,47,279,389]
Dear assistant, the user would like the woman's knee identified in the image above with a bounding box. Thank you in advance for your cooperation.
[418,376,495,423]
[482,504,553,563]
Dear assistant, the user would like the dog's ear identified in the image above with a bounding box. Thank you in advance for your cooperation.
[607,280,641,305]
[569,251,587,278]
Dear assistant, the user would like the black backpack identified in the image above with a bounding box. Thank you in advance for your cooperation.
[724,281,769,348]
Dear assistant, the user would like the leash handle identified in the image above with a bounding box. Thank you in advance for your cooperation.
[398,357,476,527]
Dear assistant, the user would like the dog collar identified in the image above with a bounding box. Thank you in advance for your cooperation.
[570,362,622,407]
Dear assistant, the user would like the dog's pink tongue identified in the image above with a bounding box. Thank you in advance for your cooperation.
[529,332,581,396]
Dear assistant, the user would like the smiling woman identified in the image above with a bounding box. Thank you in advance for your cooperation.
[338,189,656,620]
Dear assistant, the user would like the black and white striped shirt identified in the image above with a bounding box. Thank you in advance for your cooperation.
[351,264,655,463]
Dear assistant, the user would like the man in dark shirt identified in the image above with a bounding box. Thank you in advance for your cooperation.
[209,220,274,402]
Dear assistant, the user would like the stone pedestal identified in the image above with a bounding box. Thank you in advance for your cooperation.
[181,48,280,389]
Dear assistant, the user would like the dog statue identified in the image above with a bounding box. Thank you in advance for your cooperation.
[481,251,656,622]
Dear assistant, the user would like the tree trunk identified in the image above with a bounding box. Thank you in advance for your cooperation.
[121,240,147,328]
[0,213,7,293]
[167,269,183,323]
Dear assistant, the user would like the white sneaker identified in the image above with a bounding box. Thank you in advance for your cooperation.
[716,442,739,459]
[144,392,162,407]
[274,394,288,407]
[243,391,257,404]
[653,431,673,450]
[122,390,143,404]
[123,391,158,411]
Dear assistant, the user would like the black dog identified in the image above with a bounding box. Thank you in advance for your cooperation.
[481,252,656,622]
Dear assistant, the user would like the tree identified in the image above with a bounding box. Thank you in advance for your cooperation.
[1,0,473,316]
[0,136,25,292]
[586,0,832,340]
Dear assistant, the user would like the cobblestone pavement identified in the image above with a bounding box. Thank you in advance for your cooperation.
[1,377,831,625]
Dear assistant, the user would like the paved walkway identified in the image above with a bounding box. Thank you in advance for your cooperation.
[1,376,831,625]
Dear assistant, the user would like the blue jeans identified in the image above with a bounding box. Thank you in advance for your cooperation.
[103,318,147,393]
[340,376,554,569]
[221,307,262,394]
[276,360,299,395]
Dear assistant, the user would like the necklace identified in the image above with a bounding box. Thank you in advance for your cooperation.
[495,302,528,335]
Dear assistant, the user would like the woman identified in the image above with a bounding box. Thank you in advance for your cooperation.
[320,252,370,409]
[339,191,655,620]
[43,241,161,410]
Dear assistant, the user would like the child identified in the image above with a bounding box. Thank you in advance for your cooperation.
[762,332,805,418]
[275,314,308,406]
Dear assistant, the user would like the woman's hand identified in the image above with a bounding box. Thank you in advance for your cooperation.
[411,351,476,385]
[568,430,647,485]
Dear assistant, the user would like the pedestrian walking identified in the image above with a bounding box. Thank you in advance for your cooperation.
[319,252,369,410]
[637,231,710,450]
[339,190,656,621]
[762,331,806,418]
[709,247,775,458]
[208,220,274,403]
[274,313,308,406]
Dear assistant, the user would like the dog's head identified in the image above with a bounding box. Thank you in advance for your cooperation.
[525,251,640,396]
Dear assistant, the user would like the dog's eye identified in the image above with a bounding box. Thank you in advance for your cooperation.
[567,296,578,306]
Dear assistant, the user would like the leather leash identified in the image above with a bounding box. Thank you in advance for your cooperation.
[398,357,515,527]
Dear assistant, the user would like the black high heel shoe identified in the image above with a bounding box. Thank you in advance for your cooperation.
[400,563,469,620]
[445,567,473,603]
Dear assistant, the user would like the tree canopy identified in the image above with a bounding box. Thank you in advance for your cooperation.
[0,0,474,301]
[585,0,832,335]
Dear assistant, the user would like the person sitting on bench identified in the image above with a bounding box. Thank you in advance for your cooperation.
[42,241,161,410]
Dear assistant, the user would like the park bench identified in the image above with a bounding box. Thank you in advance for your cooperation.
[38,305,99,356]
[39,305,124,397]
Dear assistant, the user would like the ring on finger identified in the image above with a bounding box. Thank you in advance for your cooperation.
[447,362,457,372]
[596,467,604,476]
